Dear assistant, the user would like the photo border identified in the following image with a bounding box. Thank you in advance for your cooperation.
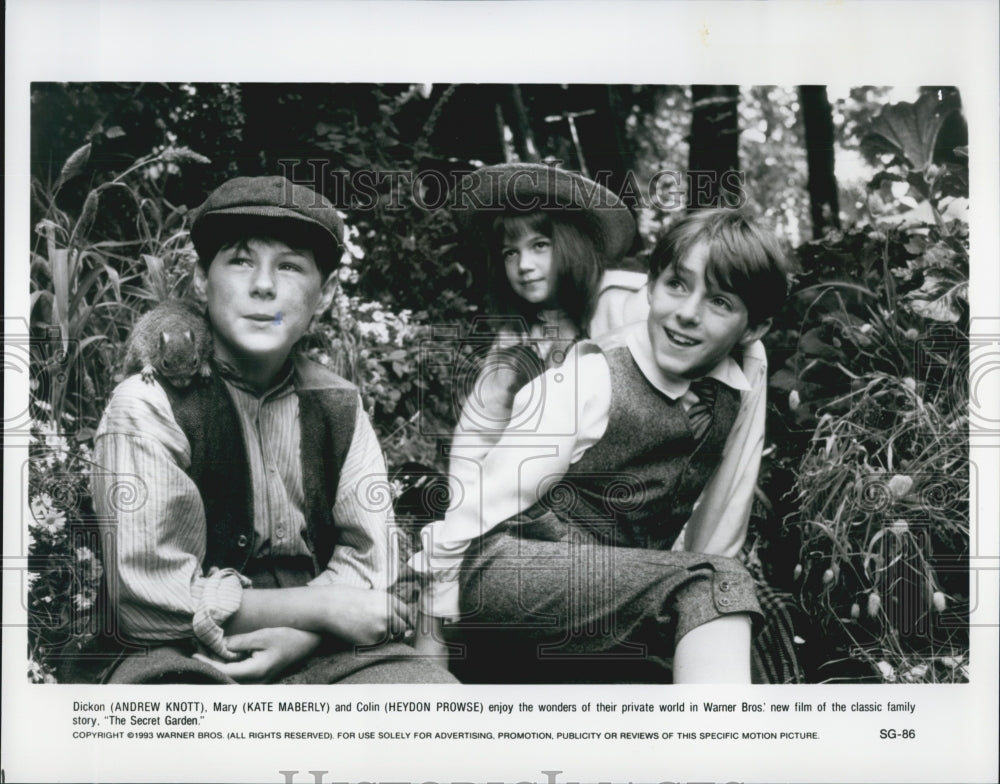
[5,2,998,783]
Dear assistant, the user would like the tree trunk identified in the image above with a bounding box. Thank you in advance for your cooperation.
[504,85,541,162]
[799,85,841,237]
[688,85,740,210]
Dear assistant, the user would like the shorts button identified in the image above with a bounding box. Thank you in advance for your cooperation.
[236,535,249,548]
[718,596,731,607]
[719,580,731,592]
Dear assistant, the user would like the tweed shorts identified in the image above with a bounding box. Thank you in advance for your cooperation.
[448,513,761,682]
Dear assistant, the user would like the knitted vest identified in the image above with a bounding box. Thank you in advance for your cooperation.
[535,343,739,550]
[163,356,358,574]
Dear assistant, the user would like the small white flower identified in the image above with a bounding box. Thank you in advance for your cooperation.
[887,474,914,499]
[907,663,929,681]
[875,660,896,682]
[30,495,66,534]
[38,424,70,455]
[28,659,57,684]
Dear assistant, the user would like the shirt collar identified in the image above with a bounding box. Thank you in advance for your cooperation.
[214,356,296,399]
[624,321,751,400]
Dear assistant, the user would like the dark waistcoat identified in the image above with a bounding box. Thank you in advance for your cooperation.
[163,356,358,574]
[533,343,739,550]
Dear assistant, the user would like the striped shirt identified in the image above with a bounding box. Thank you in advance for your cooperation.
[93,369,394,657]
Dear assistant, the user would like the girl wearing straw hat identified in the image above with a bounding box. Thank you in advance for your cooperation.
[446,162,645,459]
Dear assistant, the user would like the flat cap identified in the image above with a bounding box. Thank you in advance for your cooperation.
[189,176,344,273]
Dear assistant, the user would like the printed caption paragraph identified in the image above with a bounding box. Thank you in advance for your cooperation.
[68,697,920,743]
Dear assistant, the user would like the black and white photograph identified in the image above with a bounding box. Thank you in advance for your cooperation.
[4,2,998,783]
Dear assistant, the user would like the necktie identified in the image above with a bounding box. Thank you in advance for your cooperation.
[686,378,718,441]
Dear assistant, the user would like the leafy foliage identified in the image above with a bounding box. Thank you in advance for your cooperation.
[26,83,972,684]
[302,84,477,322]
[762,91,969,682]
[27,425,109,683]
[30,146,208,439]
[303,286,458,470]
[863,89,961,172]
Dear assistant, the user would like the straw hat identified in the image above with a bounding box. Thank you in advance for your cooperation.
[452,163,636,260]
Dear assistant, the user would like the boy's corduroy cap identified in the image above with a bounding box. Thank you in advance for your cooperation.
[452,163,636,261]
[189,176,344,274]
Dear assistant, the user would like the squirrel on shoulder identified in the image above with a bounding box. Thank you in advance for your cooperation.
[123,299,213,388]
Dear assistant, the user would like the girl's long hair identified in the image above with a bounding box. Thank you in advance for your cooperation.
[487,210,605,335]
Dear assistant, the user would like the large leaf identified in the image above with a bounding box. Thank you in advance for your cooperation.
[863,92,958,171]
[905,272,968,323]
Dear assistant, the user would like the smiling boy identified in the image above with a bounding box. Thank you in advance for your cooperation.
[93,175,454,684]
[414,208,789,683]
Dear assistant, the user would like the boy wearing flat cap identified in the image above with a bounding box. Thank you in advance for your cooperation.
[93,175,454,683]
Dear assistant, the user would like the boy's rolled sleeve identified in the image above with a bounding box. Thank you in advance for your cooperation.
[189,567,253,659]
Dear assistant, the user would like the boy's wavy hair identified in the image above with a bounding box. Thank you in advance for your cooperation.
[648,209,791,326]
[487,210,605,334]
